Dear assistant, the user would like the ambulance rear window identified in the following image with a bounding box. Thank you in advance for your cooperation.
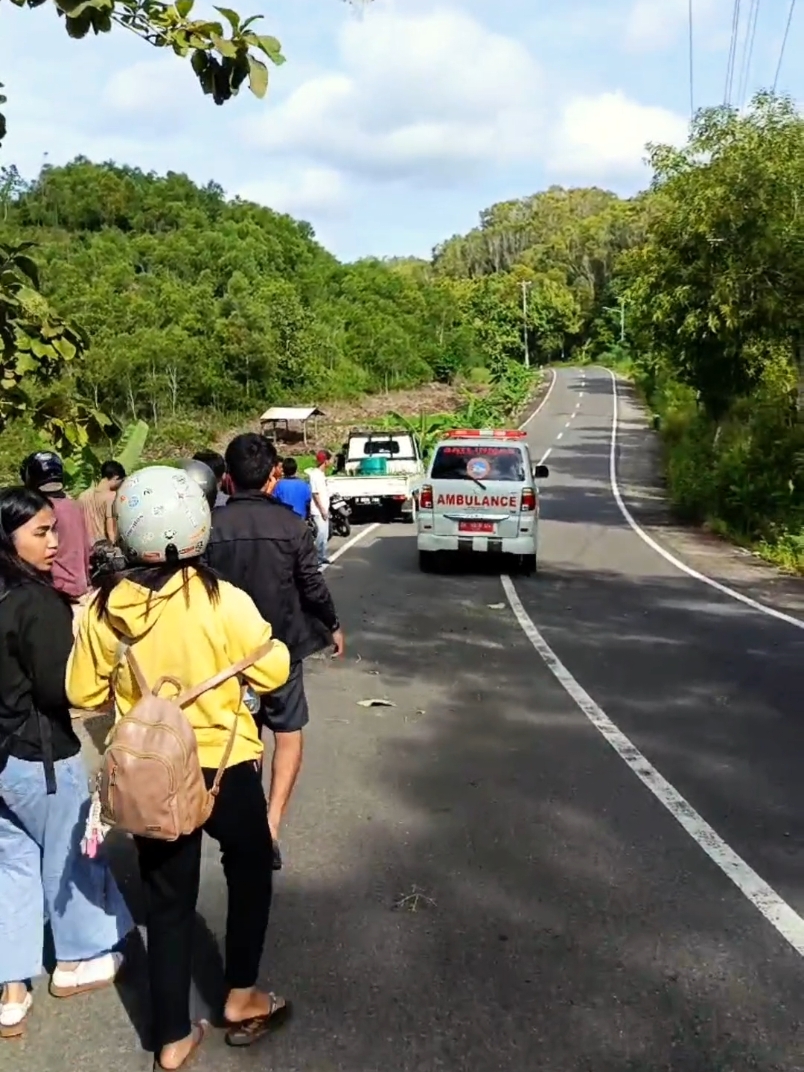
[431,445,526,482]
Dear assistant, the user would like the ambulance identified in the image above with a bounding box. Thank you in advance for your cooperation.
[416,429,549,574]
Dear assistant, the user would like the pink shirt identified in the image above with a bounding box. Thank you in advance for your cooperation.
[50,495,90,599]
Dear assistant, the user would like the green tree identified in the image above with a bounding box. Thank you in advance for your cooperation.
[623,94,804,420]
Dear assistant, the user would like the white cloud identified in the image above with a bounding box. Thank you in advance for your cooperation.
[237,166,348,219]
[551,91,688,178]
[106,58,187,114]
[625,0,726,52]
[243,4,545,182]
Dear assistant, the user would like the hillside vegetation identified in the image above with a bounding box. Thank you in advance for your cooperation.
[2,94,803,569]
[0,157,626,478]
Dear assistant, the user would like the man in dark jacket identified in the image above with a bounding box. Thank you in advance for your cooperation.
[207,433,344,870]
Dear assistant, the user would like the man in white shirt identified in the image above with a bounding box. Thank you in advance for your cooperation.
[308,450,333,566]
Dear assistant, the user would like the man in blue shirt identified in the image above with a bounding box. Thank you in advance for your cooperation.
[273,457,312,519]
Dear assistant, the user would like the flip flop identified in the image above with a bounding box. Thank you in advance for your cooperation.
[154,1020,209,1071]
[225,994,293,1047]
[0,992,33,1040]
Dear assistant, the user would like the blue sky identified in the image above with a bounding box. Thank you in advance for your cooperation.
[1,0,802,261]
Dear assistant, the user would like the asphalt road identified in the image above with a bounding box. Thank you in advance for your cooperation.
[7,366,804,1072]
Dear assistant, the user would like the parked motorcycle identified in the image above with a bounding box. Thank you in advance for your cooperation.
[329,492,352,538]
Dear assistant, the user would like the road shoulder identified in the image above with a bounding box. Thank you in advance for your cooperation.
[614,376,804,618]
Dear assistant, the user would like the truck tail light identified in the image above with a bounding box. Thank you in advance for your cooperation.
[419,484,433,509]
[521,487,536,512]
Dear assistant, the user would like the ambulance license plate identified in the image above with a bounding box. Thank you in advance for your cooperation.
[459,521,495,534]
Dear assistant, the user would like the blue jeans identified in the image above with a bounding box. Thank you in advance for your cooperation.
[0,752,133,985]
[313,515,329,564]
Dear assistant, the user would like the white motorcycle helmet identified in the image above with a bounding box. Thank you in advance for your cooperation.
[114,465,211,565]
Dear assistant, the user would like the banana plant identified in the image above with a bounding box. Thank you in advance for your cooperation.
[387,411,454,463]
[63,419,150,494]
[114,419,150,473]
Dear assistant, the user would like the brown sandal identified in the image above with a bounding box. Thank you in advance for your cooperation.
[154,1020,209,1071]
[225,994,292,1047]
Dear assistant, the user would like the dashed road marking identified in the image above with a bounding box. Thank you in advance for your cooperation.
[508,364,804,958]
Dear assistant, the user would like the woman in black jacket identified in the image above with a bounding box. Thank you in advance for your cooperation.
[0,487,132,1039]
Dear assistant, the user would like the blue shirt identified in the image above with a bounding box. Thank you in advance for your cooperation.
[273,477,312,519]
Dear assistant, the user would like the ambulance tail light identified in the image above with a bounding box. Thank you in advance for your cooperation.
[419,484,434,510]
[521,487,536,512]
[444,428,527,440]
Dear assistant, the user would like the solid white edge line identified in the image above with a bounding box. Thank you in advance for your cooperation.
[508,365,804,955]
[500,574,804,959]
[521,367,558,427]
[322,523,381,571]
[605,369,804,631]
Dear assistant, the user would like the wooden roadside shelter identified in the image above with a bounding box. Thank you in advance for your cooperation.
[259,406,325,447]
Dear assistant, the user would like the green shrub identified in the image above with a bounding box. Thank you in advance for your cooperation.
[640,359,804,570]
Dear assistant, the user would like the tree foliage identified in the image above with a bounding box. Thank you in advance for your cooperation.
[0,160,496,431]
[619,94,804,563]
[623,93,804,421]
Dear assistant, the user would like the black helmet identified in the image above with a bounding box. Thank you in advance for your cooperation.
[20,450,64,491]
[176,458,217,510]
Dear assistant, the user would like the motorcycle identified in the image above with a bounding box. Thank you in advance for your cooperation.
[329,492,352,538]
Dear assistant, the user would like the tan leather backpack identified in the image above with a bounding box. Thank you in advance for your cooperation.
[98,640,275,841]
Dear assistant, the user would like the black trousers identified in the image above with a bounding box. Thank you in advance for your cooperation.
[136,761,273,1050]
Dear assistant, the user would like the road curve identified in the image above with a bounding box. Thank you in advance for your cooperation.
[12,367,804,1072]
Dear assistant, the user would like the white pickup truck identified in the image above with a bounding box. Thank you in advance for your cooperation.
[326,431,424,521]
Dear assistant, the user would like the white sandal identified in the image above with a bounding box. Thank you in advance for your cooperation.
[49,951,123,998]
[0,991,32,1039]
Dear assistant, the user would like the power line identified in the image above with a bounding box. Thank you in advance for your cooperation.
[724,0,742,105]
[688,0,695,120]
[736,0,761,109]
[773,0,797,92]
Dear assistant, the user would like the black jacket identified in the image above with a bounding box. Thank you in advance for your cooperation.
[0,579,80,782]
[207,491,339,663]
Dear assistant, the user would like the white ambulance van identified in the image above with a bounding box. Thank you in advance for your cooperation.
[415,429,549,574]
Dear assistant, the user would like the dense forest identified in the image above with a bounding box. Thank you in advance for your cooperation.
[1,93,804,565]
[0,158,626,421]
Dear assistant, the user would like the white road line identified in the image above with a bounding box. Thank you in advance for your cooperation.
[579,391,585,398]
[556,432,564,440]
[322,523,380,571]
[521,368,558,427]
[500,575,804,959]
[604,370,804,631]
[538,447,552,465]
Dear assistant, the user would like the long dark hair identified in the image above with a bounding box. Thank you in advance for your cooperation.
[92,558,220,623]
[0,487,55,592]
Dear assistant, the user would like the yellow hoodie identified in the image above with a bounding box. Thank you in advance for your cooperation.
[67,569,290,770]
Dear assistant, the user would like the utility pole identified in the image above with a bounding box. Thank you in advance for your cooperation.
[521,280,532,369]
[605,297,626,342]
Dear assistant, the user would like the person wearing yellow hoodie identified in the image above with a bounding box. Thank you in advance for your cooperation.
[67,465,293,1071]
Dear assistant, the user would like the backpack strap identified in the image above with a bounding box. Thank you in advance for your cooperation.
[178,639,280,797]
[122,647,151,699]
[175,640,278,709]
